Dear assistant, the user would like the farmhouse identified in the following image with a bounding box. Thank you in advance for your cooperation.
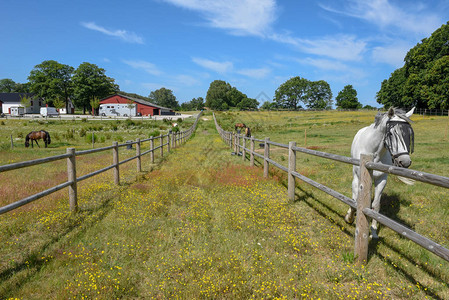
[100,94,175,116]
[0,93,44,114]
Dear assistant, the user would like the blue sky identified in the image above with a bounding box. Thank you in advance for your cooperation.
[1,0,448,107]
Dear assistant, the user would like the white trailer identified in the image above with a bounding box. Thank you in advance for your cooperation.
[40,107,59,117]
[10,106,25,117]
[99,103,137,117]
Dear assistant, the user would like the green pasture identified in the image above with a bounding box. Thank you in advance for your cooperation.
[0,111,448,299]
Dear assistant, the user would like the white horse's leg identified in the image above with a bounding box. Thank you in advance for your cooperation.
[345,169,359,224]
[370,174,387,239]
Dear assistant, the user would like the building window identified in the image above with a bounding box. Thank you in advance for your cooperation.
[31,101,33,106]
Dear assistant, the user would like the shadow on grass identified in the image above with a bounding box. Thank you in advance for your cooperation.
[287,182,447,299]
[0,193,117,297]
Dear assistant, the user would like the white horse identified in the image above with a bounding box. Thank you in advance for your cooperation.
[345,107,415,239]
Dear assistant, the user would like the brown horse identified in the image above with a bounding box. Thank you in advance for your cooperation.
[235,123,246,131]
[25,130,51,148]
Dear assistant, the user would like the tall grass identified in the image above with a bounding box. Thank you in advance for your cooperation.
[0,111,447,299]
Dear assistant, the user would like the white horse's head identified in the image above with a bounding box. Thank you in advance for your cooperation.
[384,107,415,168]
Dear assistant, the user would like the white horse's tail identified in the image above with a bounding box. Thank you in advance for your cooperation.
[397,176,415,185]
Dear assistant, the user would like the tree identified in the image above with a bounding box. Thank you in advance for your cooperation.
[205,80,232,110]
[72,62,119,114]
[148,87,179,110]
[53,97,66,111]
[20,94,32,111]
[336,85,361,109]
[377,21,449,109]
[90,97,101,116]
[236,97,259,110]
[28,60,74,110]
[274,76,309,110]
[0,79,17,92]
[306,80,333,109]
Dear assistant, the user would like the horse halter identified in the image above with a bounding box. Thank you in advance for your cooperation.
[384,120,414,161]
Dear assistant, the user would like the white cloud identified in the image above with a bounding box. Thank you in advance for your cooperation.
[81,22,144,44]
[162,0,277,36]
[192,57,233,73]
[174,74,200,86]
[320,0,443,36]
[123,60,162,76]
[237,67,271,79]
[297,57,350,72]
[372,42,412,67]
[297,35,367,61]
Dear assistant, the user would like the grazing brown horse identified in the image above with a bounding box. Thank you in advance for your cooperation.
[235,123,246,131]
[25,130,51,148]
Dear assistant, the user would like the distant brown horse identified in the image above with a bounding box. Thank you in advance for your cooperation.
[25,130,51,148]
[235,123,246,131]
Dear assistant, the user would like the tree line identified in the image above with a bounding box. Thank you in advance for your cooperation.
[377,22,449,109]
[0,60,184,113]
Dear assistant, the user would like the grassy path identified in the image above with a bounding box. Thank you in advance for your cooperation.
[0,118,446,299]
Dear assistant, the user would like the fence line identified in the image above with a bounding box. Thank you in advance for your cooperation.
[0,112,202,215]
[213,113,449,265]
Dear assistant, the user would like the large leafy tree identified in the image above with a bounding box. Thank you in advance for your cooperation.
[28,60,74,110]
[148,87,180,110]
[306,80,333,109]
[377,21,449,109]
[180,97,204,111]
[72,62,119,113]
[0,79,17,92]
[274,76,309,110]
[205,80,232,110]
[336,85,361,109]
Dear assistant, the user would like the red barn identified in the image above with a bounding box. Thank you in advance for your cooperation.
[100,94,175,116]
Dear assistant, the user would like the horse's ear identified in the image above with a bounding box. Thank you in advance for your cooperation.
[388,107,395,118]
[405,107,415,118]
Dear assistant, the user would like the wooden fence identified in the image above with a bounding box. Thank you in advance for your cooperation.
[0,112,202,215]
[213,113,449,265]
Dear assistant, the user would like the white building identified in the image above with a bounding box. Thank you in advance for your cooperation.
[0,93,44,114]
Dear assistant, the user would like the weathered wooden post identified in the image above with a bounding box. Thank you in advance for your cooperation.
[264,137,270,178]
[355,153,373,265]
[150,137,154,163]
[236,134,240,155]
[10,135,13,149]
[66,148,78,212]
[167,132,171,152]
[136,138,141,172]
[113,142,119,185]
[242,137,246,161]
[160,135,163,157]
[288,141,296,201]
[250,137,255,167]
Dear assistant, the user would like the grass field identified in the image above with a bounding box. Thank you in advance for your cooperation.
[0,110,448,299]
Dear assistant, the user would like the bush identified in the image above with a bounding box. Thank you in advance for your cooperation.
[85,133,97,143]
[81,118,87,122]
[177,118,183,123]
[171,126,180,133]
[1,121,5,126]
[149,130,160,138]
[79,128,86,137]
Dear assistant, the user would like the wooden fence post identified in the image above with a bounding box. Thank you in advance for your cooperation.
[150,137,154,163]
[264,137,270,178]
[136,138,141,172]
[160,135,163,157]
[242,137,246,161]
[288,141,296,201]
[66,148,78,212]
[355,153,373,265]
[250,137,255,167]
[167,132,171,152]
[237,134,240,155]
[113,142,119,185]
[10,135,13,149]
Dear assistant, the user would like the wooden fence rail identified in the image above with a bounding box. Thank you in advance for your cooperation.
[213,113,449,265]
[0,112,202,215]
